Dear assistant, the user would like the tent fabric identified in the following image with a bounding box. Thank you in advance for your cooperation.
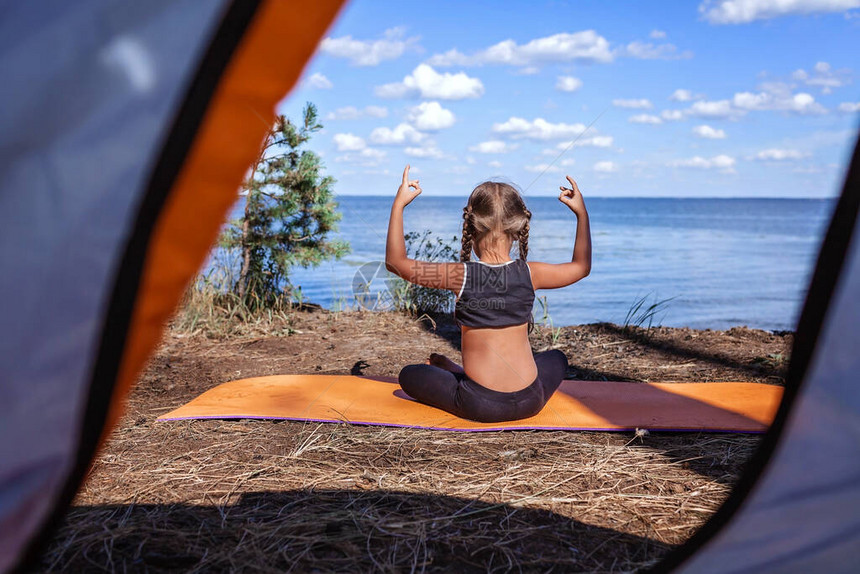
[0,2,231,570]
[0,1,344,571]
[156,375,784,433]
[668,141,860,573]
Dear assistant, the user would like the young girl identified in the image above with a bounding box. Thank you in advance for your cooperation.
[385,166,592,423]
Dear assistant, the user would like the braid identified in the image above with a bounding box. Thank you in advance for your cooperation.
[518,207,532,261]
[460,205,474,262]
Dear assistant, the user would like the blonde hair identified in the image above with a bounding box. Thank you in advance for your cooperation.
[460,181,531,262]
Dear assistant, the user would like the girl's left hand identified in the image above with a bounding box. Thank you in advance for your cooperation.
[394,165,422,209]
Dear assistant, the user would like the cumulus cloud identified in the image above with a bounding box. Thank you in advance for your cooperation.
[650,30,667,39]
[621,41,693,60]
[319,27,418,66]
[629,114,663,124]
[687,99,744,119]
[525,163,562,173]
[375,64,484,100]
[838,101,860,112]
[693,125,727,139]
[488,160,503,168]
[491,117,591,140]
[593,161,618,173]
[556,76,583,92]
[700,0,860,24]
[332,133,367,151]
[335,147,387,164]
[426,30,613,67]
[613,98,653,109]
[406,101,456,130]
[554,135,614,149]
[326,105,388,120]
[733,90,826,114]
[305,73,333,89]
[668,154,736,172]
[469,140,518,154]
[753,148,807,161]
[370,123,426,145]
[792,61,850,94]
[661,109,686,121]
[670,89,694,102]
[405,145,446,159]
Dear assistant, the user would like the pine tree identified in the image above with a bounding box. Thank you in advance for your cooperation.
[225,103,349,308]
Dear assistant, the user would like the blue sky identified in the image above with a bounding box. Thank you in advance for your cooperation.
[277,0,860,197]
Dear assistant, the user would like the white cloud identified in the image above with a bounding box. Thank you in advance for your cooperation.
[305,73,333,89]
[661,109,686,121]
[687,99,744,119]
[693,125,727,139]
[406,101,456,130]
[469,140,518,153]
[629,114,663,124]
[668,154,737,172]
[613,98,653,109]
[650,30,667,39]
[516,66,541,76]
[370,123,426,145]
[753,148,808,161]
[488,160,503,168]
[332,133,367,151]
[593,161,618,173]
[405,145,446,159]
[492,117,589,140]
[700,0,860,24]
[670,89,694,102]
[425,30,613,67]
[335,147,387,164]
[621,41,693,60]
[375,64,484,100]
[792,61,850,94]
[733,90,826,114]
[838,101,860,112]
[555,135,614,149]
[319,27,418,66]
[326,106,388,120]
[556,76,583,92]
[525,163,562,173]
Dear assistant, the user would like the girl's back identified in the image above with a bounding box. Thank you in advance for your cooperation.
[385,167,591,421]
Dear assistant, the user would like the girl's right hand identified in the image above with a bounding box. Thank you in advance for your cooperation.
[559,175,586,215]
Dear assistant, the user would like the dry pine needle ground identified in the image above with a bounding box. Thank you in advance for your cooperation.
[37,308,790,573]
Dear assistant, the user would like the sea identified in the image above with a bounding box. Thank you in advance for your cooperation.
[219,196,836,332]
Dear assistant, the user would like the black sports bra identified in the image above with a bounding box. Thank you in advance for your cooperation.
[454,259,535,328]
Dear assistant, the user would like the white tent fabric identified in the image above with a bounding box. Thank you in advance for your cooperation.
[677,195,860,573]
[0,2,229,570]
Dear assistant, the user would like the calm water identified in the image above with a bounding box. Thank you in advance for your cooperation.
[225,196,835,331]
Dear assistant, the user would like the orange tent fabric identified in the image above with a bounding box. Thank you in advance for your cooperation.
[159,375,783,433]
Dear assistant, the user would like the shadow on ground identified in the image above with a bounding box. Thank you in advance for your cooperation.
[39,489,668,573]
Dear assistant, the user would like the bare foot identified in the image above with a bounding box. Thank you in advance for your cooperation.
[426,353,465,374]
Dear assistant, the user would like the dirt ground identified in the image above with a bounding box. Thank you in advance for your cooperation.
[37,309,791,572]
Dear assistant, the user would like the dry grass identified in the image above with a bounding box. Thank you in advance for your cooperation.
[35,305,789,573]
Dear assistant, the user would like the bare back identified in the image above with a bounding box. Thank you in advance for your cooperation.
[461,323,538,391]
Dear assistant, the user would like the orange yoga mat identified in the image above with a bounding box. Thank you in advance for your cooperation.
[157,375,783,433]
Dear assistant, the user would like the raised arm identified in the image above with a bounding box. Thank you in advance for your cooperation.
[527,175,592,290]
[385,166,464,292]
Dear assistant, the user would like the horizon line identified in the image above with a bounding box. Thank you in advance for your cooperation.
[332,193,837,200]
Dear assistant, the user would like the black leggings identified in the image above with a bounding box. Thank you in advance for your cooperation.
[398,350,568,423]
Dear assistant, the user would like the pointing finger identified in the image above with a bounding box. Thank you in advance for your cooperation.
[402,165,410,184]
